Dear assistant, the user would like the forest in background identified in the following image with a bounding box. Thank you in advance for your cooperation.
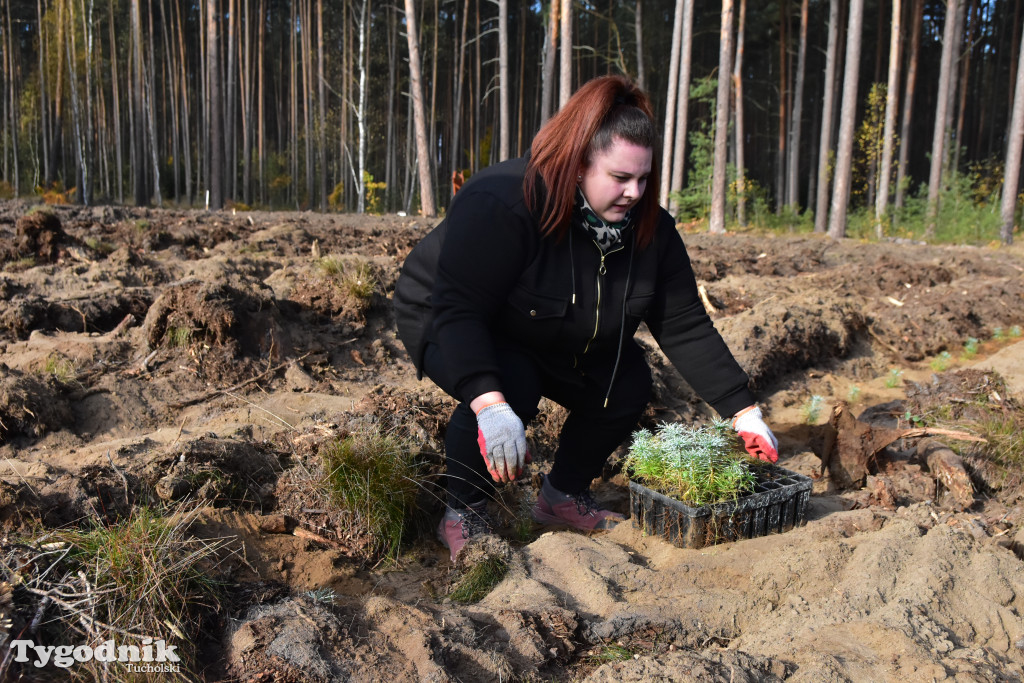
[1,0,1023,243]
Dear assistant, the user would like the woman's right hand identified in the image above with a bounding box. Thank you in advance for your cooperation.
[474,401,529,482]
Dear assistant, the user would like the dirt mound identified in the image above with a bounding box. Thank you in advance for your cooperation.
[583,648,788,683]
[5,210,71,263]
[0,365,72,442]
[140,277,293,385]
[149,434,285,509]
[716,293,866,389]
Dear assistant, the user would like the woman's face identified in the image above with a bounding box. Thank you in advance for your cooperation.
[578,137,652,224]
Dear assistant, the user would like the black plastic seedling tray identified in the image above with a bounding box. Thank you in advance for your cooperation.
[628,462,813,549]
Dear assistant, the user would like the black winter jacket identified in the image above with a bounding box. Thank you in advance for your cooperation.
[394,157,755,419]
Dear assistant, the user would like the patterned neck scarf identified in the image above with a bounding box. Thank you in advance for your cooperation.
[573,188,632,252]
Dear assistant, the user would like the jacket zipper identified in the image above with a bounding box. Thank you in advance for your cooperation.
[582,240,624,355]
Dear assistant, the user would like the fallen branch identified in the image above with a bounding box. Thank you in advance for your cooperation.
[865,323,903,358]
[898,427,987,443]
[697,284,717,315]
[293,526,341,548]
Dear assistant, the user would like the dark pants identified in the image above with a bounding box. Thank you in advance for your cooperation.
[422,341,652,508]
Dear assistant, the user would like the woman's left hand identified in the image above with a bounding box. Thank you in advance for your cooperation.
[732,406,779,463]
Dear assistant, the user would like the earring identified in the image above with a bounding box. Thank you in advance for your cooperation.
[577,175,582,182]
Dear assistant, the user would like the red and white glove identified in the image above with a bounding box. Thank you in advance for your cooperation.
[475,401,530,482]
[732,406,779,463]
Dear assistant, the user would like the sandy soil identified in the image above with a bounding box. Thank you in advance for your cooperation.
[1,201,1023,681]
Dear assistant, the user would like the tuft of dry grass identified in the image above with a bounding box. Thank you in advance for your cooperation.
[0,506,232,682]
[318,427,424,561]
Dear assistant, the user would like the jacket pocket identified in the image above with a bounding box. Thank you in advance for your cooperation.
[624,289,655,327]
[507,286,568,320]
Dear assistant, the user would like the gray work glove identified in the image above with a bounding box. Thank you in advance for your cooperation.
[475,402,530,482]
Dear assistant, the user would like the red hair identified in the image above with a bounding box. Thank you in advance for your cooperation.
[524,76,661,249]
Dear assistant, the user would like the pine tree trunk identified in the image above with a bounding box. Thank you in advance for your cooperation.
[498,0,509,161]
[733,0,747,225]
[827,0,864,239]
[895,0,922,210]
[776,0,788,212]
[926,0,960,237]
[145,0,161,205]
[668,0,695,213]
[559,0,572,108]
[131,0,147,205]
[1000,16,1024,245]
[634,0,645,90]
[709,0,734,234]
[659,0,684,208]
[404,0,437,216]
[540,0,558,125]
[786,0,808,210]
[207,0,223,209]
[38,0,49,188]
[875,0,902,237]
[317,0,326,210]
[814,0,840,233]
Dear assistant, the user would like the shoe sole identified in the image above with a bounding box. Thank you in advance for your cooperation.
[531,505,624,532]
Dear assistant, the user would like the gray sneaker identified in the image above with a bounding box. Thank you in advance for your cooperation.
[436,502,493,562]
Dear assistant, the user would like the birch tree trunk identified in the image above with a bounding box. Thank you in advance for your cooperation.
[786,0,809,210]
[827,0,864,239]
[926,0,960,238]
[1000,16,1024,245]
[875,0,902,237]
[404,0,436,216]
[709,0,734,234]
[814,0,840,233]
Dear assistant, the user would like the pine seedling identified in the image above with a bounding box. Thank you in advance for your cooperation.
[624,422,756,506]
[801,395,824,424]
[962,337,980,359]
[930,351,953,372]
